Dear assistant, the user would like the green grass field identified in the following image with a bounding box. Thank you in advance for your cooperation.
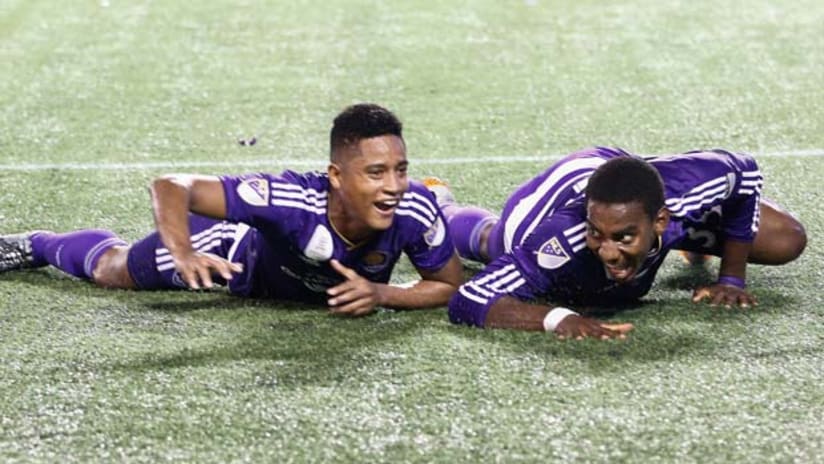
[1,0,823,462]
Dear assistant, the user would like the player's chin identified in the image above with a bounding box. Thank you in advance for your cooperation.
[369,207,396,229]
[606,265,637,283]
[367,213,395,231]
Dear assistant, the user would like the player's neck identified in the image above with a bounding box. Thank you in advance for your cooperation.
[326,197,373,249]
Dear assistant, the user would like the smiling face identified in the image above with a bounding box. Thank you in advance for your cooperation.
[327,134,409,243]
[585,199,669,283]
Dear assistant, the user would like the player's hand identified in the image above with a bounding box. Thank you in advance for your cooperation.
[327,259,384,317]
[173,251,243,290]
[554,314,634,340]
[691,284,757,308]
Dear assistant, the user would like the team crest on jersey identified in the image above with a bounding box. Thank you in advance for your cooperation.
[237,177,270,207]
[361,251,389,273]
[536,237,570,269]
[303,225,334,262]
[171,272,188,288]
[424,217,446,247]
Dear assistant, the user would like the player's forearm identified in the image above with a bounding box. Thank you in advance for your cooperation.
[483,296,551,331]
[377,280,459,310]
[150,176,196,256]
[718,239,752,281]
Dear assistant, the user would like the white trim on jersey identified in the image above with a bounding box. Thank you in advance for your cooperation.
[457,264,527,306]
[155,225,240,262]
[270,182,326,198]
[269,182,328,214]
[458,285,490,305]
[227,223,251,262]
[271,189,328,206]
[667,169,763,218]
[395,208,431,228]
[155,222,245,271]
[563,222,588,253]
[270,199,326,215]
[396,192,440,228]
[503,157,606,253]
[738,170,763,195]
[666,178,729,217]
[401,191,438,222]
[157,238,224,272]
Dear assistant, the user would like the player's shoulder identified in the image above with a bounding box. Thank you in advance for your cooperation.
[395,181,441,228]
[648,148,758,171]
[522,205,589,272]
[229,170,327,215]
[545,146,633,179]
[269,170,330,191]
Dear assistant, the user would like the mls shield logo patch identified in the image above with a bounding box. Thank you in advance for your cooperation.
[237,177,270,207]
[536,236,570,270]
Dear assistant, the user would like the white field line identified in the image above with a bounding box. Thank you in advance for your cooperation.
[0,149,821,172]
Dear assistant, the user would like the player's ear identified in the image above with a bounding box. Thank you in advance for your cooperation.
[653,207,669,236]
[328,163,342,189]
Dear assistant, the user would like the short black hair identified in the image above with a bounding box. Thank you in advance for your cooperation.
[329,103,403,159]
[585,156,665,219]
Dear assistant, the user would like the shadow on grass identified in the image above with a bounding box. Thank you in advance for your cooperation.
[9,267,801,383]
[98,311,427,388]
[5,269,430,387]
[656,263,715,290]
[444,286,800,372]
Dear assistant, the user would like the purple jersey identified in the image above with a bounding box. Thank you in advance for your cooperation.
[127,171,454,304]
[450,147,763,327]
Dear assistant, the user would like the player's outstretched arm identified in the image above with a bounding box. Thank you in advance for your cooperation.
[484,296,633,339]
[149,174,241,289]
[327,253,463,317]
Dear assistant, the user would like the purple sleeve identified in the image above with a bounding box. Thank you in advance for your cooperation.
[653,150,763,242]
[220,173,278,226]
[449,209,581,327]
[220,171,317,231]
[401,184,458,272]
[448,252,539,327]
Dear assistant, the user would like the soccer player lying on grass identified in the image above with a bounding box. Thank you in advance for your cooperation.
[0,103,462,316]
[424,146,806,339]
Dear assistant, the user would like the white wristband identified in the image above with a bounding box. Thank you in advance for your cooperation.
[542,307,578,332]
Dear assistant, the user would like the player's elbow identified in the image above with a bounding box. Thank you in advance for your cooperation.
[151,174,194,193]
[447,290,486,328]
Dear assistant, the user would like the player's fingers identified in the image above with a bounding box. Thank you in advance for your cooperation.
[710,291,729,308]
[327,279,358,300]
[329,283,373,308]
[590,326,619,340]
[195,265,214,289]
[215,258,243,280]
[329,259,358,280]
[739,292,757,308]
[692,287,710,303]
[207,258,236,281]
[601,322,635,334]
[178,267,200,290]
[229,262,243,273]
[329,298,372,316]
